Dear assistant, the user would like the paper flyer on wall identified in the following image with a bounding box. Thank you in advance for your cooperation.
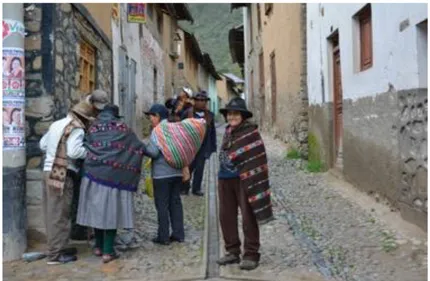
[3,98,25,150]
[3,47,25,98]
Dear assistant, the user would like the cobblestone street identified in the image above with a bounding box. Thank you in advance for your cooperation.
[3,126,427,281]
[216,127,427,281]
[3,184,206,281]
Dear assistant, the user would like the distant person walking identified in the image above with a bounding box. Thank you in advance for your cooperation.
[216,97,274,271]
[181,91,217,196]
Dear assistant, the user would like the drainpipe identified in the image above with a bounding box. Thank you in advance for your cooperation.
[3,3,27,261]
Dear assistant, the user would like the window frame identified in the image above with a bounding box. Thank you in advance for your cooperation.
[356,4,373,71]
[79,40,96,95]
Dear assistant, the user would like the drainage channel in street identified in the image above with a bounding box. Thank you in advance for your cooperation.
[205,155,220,279]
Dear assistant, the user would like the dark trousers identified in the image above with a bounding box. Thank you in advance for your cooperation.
[153,177,185,242]
[70,172,88,240]
[218,178,260,262]
[184,151,206,193]
[94,228,117,254]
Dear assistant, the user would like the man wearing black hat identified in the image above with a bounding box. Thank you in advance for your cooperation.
[181,91,217,196]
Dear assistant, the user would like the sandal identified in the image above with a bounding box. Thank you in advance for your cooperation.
[93,247,102,257]
[102,253,119,263]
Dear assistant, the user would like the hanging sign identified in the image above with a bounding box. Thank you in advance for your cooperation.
[2,19,26,41]
[127,4,146,24]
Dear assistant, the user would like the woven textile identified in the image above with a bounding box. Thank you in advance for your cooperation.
[221,121,274,225]
[151,118,207,169]
[47,113,85,195]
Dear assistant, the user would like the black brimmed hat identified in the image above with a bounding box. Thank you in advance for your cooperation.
[192,91,210,101]
[219,97,253,119]
[103,104,123,118]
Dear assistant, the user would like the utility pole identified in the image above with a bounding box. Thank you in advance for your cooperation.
[3,3,27,261]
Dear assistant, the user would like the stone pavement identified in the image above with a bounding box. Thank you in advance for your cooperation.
[216,127,427,281]
[3,126,427,281]
[3,178,206,281]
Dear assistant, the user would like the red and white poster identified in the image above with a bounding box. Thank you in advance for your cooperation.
[3,47,25,97]
[3,98,25,150]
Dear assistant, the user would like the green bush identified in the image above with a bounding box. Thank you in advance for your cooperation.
[286,148,301,159]
[307,160,323,173]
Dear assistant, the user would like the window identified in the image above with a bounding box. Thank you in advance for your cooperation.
[153,67,157,102]
[79,40,96,94]
[356,4,372,71]
[147,4,153,20]
[270,51,277,124]
[265,3,273,15]
[259,52,265,96]
[257,4,262,31]
[157,9,163,34]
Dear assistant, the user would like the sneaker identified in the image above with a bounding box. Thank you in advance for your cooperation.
[169,236,184,243]
[239,259,259,270]
[216,253,240,265]
[46,254,77,265]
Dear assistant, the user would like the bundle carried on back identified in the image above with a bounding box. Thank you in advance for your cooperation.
[151,118,206,169]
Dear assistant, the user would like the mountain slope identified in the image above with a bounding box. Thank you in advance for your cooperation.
[180,4,243,77]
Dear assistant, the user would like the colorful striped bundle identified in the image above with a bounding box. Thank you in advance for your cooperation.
[151,118,207,169]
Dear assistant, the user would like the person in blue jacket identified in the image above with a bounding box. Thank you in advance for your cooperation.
[181,91,217,196]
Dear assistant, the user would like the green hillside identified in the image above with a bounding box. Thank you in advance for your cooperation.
[180,4,243,77]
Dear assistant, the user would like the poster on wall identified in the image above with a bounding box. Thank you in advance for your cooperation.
[2,19,26,41]
[127,4,146,23]
[3,47,25,98]
[3,98,25,150]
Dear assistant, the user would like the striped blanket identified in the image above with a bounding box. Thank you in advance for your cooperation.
[221,121,274,225]
[151,118,207,169]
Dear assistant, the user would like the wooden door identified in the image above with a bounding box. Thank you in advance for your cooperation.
[333,46,343,155]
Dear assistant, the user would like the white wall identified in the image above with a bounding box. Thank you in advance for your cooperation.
[307,3,428,105]
[111,4,144,117]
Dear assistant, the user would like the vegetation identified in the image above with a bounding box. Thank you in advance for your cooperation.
[306,132,324,173]
[180,4,243,77]
[380,230,398,253]
[286,148,302,159]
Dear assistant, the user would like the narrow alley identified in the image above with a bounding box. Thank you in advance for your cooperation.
[2,3,428,281]
[3,126,427,281]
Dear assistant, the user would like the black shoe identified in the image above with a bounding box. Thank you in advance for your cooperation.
[60,247,77,256]
[169,236,184,243]
[46,254,77,265]
[152,237,170,245]
[180,190,189,195]
[192,191,204,197]
[217,253,240,265]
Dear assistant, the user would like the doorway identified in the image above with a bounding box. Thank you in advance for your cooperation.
[330,32,343,169]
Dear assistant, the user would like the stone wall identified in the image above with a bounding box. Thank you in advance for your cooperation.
[24,3,113,242]
[397,89,427,231]
[343,88,427,231]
